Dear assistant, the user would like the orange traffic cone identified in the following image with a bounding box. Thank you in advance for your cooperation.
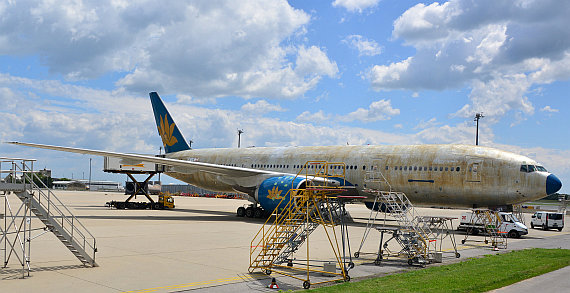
[268,277,279,289]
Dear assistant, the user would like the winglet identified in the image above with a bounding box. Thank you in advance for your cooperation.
[149,92,191,153]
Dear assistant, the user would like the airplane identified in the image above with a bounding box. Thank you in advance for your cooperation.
[8,92,562,218]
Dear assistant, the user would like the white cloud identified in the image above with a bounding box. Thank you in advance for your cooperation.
[414,118,440,130]
[332,0,380,13]
[341,99,400,122]
[369,0,570,125]
[540,106,559,113]
[241,100,286,114]
[343,35,382,56]
[0,1,338,100]
[296,110,332,124]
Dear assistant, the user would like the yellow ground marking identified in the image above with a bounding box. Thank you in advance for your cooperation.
[123,275,256,293]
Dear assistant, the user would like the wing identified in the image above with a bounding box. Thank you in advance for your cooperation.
[6,142,335,189]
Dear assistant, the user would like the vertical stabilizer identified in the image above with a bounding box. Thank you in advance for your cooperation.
[149,92,190,153]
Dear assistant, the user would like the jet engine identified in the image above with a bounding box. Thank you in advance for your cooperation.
[255,176,307,213]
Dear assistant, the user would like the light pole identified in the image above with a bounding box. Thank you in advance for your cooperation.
[88,158,92,191]
[237,129,244,148]
[474,112,485,146]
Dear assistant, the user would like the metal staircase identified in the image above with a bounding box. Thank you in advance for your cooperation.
[461,209,507,249]
[249,161,351,289]
[368,190,433,264]
[1,158,97,274]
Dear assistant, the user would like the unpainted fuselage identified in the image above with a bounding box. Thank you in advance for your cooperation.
[163,144,554,208]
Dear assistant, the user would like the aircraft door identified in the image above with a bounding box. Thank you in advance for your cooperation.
[465,159,482,182]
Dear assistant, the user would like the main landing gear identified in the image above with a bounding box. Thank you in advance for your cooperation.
[237,204,266,218]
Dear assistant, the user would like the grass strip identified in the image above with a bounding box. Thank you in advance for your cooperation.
[309,248,570,292]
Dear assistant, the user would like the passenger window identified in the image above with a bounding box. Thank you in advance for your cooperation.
[399,166,402,170]
[414,166,417,171]
[409,166,412,171]
[385,166,389,170]
[418,167,422,171]
[439,167,443,171]
[456,167,460,172]
[363,166,366,170]
[404,166,407,171]
[429,167,432,171]
[445,167,448,171]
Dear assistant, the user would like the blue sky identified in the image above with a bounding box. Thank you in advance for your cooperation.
[1,0,568,193]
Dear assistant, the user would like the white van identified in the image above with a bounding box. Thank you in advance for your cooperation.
[531,211,564,231]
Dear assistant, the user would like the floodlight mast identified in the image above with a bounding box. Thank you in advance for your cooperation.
[474,113,485,146]
[237,129,244,148]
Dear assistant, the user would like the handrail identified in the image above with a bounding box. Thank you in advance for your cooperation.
[0,158,96,263]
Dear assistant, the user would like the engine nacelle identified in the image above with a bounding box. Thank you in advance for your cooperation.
[364,201,408,213]
[256,176,306,213]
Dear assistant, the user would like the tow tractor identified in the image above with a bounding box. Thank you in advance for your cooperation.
[106,194,174,210]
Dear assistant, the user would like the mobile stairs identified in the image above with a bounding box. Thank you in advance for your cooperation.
[1,158,97,277]
[461,209,507,249]
[249,161,354,289]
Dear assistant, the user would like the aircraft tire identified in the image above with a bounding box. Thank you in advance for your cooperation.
[245,207,254,218]
[254,207,263,218]
[237,207,246,217]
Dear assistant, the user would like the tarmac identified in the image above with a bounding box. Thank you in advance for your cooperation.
[1,190,569,292]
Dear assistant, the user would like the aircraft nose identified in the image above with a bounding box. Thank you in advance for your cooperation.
[546,174,562,195]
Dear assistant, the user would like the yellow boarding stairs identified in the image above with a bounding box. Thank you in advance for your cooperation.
[249,161,351,289]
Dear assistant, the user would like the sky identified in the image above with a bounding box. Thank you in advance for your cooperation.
[1,0,568,194]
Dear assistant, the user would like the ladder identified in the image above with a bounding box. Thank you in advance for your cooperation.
[461,209,507,249]
[249,161,351,289]
[0,158,97,271]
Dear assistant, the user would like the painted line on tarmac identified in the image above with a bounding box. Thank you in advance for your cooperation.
[123,275,255,293]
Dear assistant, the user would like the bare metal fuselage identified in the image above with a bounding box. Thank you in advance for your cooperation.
[164,144,549,208]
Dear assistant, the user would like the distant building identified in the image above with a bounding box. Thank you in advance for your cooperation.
[37,168,51,177]
[52,179,123,192]
[53,180,87,191]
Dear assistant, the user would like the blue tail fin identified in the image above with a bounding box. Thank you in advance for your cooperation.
[149,92,190,153]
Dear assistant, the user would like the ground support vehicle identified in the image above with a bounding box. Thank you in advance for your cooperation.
[531,211,564,231]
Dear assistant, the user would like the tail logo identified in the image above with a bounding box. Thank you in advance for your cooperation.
[267,186,284,200]
[158,114,179,147]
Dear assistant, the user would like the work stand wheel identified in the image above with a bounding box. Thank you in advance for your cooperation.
[354,252,359,258]
[461,239,465,244]
[344,275,350,282]
[374,258,382,266]
[455,252,461,258]
[408,258,413,266]
[264,269,271,275]
[348,261,355,269]
[303,280,310,289]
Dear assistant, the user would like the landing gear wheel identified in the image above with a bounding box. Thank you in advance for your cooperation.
[245,207,254,218]
[287,260,293,267]
[237,206,246,217]
[303,281,310,289]
[455,252,461,258]
[254,207,263,218]
[349,261,354,269]
[344,275,350,282]
[374,259,381,266]
[354,252,359,258]
[408,258,413,266]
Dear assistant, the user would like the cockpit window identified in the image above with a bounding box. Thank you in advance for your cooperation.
[536,165,548,172]
[520,164,546,173]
